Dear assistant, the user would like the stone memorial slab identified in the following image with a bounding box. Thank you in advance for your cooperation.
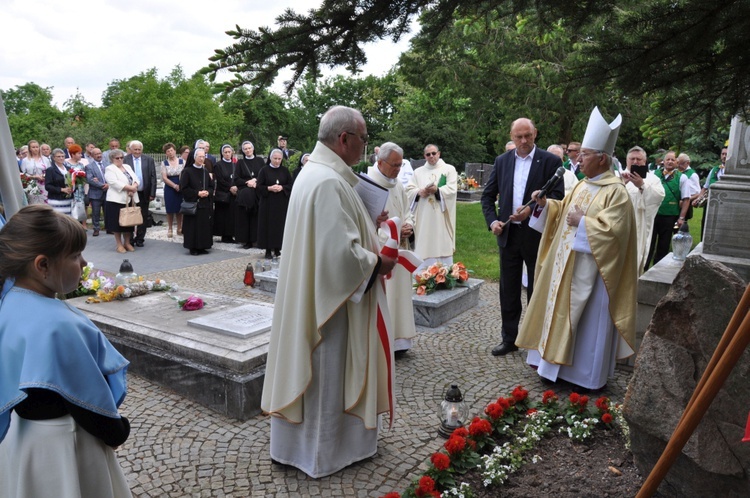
[255,269,279,293]
[412,278,483,327]
[188,303,273,338]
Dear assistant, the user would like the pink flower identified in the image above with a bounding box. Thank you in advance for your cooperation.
[416,285,427,296]
[182,295,204,311]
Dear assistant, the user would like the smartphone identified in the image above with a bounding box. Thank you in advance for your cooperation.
[631,165,648,179]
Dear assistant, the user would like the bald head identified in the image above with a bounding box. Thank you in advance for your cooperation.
[510,118,537,158]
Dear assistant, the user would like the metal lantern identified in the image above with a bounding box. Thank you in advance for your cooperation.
[437,384,469,438]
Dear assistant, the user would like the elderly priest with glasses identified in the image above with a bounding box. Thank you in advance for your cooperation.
[516,107,638,392]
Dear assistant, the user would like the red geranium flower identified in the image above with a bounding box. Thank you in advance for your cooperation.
[485,402,504,419]
[497,397,511,410]
[569,392,581,404]
[542,390,558,404]
[452,427,469,438]
[444,434,466,455]
[512,386,529,402]
[430,452,450,471]
[418,476,435,492]
[506,396,517,407]
[595,396,609,411]
[467,438,477,450]
[469,417,492,437]
[602,413,613,424]
[526,408,538,416]
[382,493,400,498]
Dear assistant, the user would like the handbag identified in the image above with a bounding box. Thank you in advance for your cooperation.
[180,168,207,215]
[180,201,198,215]
[119,197,143,227]
[71,199,87,222]
[213,190,232,204]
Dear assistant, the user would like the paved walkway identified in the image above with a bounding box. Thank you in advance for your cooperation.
[106,226,633,497]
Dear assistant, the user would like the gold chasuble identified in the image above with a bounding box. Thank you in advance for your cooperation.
[516,171,638,365]
[261,142,391,429]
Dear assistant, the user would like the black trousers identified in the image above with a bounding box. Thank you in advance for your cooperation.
[134,197,150,243]
[646,214,678,271]
[498,223,540,345]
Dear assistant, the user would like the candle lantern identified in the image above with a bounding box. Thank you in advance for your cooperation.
[244,261,255,287]
[115,259,138,286]
[437,383,469,438]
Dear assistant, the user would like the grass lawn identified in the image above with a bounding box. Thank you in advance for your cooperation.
[454,202,705,282]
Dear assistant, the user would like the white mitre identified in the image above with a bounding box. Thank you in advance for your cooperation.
[581,106,622,156]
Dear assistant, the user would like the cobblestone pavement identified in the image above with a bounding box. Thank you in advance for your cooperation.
[112,227,634,497]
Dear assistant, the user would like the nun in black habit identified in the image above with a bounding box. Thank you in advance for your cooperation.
[234,141,265,249]
[180,148,214,255]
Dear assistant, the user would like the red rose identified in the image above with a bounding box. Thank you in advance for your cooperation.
[182,295,204,311]
[469,417,492,437]
[602,413,613,424]
[569,392,581,404]
[430,452,450,471]
[485,402,504,419]
[444,435,466,455]
[512,386,529,402]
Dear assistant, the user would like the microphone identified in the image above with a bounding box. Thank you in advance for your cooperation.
[502,167,566,224]
[537,166,566,199]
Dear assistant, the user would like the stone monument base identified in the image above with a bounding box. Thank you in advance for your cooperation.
[71,291,270,420]
[255,271,484,327]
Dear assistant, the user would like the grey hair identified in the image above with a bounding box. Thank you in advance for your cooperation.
[318,106,364,145]
[269,148,283,159]
[51,148,65,157]
[377,142,403,161]
[547,144,564,154]
[627,146,647,157]
[109,149,124,159]
[677,152,690,163]
[129,140,143,149]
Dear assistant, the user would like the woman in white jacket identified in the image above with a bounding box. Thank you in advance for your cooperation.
[104,149,140,253]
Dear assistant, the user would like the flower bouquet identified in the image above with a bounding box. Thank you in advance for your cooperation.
[71,168,87,186]
[457,172,480,191]
[170,294,204,311]
[414,262,471,295]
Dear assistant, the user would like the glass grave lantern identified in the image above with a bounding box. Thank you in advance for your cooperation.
[437,383,469,438]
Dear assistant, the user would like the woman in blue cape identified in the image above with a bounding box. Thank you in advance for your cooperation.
[0,204,132,498]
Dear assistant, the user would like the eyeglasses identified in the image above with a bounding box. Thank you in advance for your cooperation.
[568,148,580,153]
[112,156,124,160]
[425,151,438,157]
[345,131,369,143]
[381,160,402,168]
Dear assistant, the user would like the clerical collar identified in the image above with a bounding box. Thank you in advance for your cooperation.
[193,164,204,169]
[371,166,397,185]
[270,164,280,169]
[221,159,232,164]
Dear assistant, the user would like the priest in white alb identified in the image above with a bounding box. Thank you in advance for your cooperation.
[406,144,457,269]
[620,146,665,275]
[516,107,638,391]
[368,142,417,354]
[260,106,397,478]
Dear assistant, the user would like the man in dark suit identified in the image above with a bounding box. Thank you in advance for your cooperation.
[85,148,108,236]
[481,118,564,356]
[124,140,156,247]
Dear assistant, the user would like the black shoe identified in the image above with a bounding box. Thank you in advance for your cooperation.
[265,251,272,259]
[242,244,253,249]
[198,249,209,255]
[221,236,235,243]
[134,241,144,247]
[394,349,409,359]
[274,249,281,257]
[491,343,519,356]
[93,229,99,236]
[190,250,199,256]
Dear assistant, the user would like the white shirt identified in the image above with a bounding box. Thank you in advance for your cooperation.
[512,146,535,221]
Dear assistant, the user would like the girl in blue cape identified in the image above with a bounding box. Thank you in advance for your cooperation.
[0,204,132,498]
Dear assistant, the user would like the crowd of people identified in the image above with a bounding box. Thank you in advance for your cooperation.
[15,135,305,258]
[3,106,731,491]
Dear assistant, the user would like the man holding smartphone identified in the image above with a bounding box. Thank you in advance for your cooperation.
[621,146,665,274]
